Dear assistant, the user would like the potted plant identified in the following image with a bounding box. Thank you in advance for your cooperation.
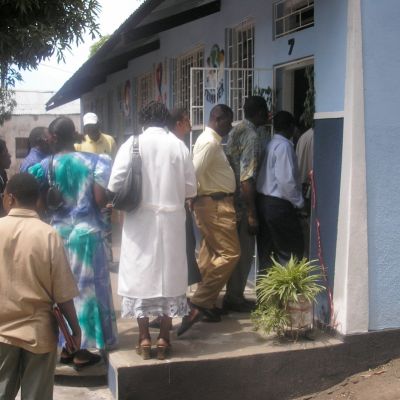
[251,255,325,339]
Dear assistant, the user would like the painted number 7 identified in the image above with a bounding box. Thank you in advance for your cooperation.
[288,38,295,55]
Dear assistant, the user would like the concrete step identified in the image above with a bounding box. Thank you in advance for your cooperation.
[107,314,342,400]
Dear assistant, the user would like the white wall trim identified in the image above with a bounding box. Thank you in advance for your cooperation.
[314,111,344,120]
[333,0,369,335]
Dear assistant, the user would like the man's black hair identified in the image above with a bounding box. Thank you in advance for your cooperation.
[29,127,47,147]
[139,101,170,128]
[49,117,75,144]
[209,104,233,121]
[6,173,39,207]
[168,108,188,131]
[273,111,295,133]
[244,96,268,119]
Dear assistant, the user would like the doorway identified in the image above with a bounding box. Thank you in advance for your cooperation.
[274,57,314,136]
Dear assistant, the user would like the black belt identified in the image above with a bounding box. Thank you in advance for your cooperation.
[199,192,234,201]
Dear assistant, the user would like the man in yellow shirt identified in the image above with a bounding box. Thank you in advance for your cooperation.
[75,112,117,159]
[178,104,240,336]
[75,112,117,264]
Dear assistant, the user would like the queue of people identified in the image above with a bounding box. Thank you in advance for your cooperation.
[0,98,309,398]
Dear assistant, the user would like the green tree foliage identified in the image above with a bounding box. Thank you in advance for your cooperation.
[89,35,111,58]
[0,0,101,124]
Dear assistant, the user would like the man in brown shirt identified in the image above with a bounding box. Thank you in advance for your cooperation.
[0,173,80,400]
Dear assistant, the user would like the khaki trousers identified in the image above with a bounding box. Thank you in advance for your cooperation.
[0,343,56,400]
[191,196,240,309]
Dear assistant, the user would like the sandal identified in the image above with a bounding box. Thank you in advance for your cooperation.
[72,349,102,370]
[156,337,171,360]
[136,337,152,360]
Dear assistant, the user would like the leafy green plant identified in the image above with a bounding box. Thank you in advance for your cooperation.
[252,255,325,336]
[299,65,315,129]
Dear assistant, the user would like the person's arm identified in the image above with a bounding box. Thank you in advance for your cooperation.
[93,153,112,208]
[241,178,258,234]
[239,132,260,234]
[93,183,108,209]
[57,299,81,352]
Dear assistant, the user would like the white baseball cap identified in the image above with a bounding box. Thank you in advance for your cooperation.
[83,112,98,126]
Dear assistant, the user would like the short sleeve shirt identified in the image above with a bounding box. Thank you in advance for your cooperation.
[226,120,260,187]
[0,209,79,353]
[75,133,117,159]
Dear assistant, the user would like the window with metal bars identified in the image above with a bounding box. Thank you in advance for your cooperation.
[274,0,314,39]
[226,18,255,122]
[136,71,155,113]
[172,46,204,128]
[15,137,29,159]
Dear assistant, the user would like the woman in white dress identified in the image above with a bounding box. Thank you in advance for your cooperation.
[108,102,197,360]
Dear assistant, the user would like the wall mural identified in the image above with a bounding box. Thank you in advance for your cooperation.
[155,61,168,104]
[205,44,225,105]
[123,80,131,117]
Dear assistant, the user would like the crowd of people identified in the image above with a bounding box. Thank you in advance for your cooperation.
[0,98,312,398]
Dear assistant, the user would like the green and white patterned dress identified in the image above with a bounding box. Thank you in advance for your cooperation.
[29,151,118,350]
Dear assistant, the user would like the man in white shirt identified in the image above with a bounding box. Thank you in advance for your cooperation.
[256,111,304,273]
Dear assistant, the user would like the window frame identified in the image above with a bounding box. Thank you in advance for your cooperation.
[273,0,314,39]
[226,18,255,122]
[172,46,204,129]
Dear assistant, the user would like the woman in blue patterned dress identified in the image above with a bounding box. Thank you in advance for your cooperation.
[29,116,117,368]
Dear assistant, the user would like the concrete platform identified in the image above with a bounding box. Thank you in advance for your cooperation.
[108,312,343,400]
[56,229,400,400]
[107,313,400,400]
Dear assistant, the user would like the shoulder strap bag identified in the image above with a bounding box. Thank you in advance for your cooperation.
[112,134,142,212]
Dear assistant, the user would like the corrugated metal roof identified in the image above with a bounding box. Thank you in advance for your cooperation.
[46,0,221,110]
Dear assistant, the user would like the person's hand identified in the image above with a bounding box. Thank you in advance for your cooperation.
[186,198,194,212]
[247,212,259,235]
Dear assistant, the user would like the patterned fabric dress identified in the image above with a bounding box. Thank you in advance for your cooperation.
[29,152,118,350]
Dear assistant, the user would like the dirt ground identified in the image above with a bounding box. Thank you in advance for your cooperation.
[295,357,400,400]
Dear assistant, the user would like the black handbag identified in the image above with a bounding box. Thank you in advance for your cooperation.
[112,134,142,212]
[46,155,64,211]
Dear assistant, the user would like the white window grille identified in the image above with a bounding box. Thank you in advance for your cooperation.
[136,71,154,113]
[274,0,314,39]
[226,18,255,121]
[172,46,204,128]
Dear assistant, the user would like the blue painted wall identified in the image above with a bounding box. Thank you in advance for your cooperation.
[311,118,343,324]
[362,2,400,330]
[82,0,350,329]
[314,0,347,113]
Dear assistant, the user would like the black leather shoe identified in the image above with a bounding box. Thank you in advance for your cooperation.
[202,308,222,323]
[223,300,256,313]
[177,308,203,336]
[210,307,229,316]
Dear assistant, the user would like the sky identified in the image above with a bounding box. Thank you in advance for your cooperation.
[15,0,143,92]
